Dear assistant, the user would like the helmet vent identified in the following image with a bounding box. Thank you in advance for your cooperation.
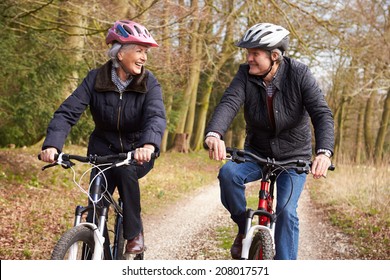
[134,25,142,36]
[123,25,134,36]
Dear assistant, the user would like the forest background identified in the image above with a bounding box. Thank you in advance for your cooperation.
[0,0,389,260]
[0,0,389,163]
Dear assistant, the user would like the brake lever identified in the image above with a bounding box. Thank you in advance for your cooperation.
[41,160,74,170]
[41,162,57,171]
[60,160,75,169]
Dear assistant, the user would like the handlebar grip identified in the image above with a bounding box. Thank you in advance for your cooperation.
[131,151,158,161]
[328,164,336,171]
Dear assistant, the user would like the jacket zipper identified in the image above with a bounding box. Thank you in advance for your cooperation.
[117,92,124,152]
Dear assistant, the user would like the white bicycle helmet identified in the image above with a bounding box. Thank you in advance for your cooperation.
[236,23,290,52]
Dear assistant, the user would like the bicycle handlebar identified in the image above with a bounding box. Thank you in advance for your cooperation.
[38,151,157,171]
[226,147,335,174]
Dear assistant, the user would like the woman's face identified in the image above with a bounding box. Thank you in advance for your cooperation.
[118,44,149,76]
[246,48,272,76]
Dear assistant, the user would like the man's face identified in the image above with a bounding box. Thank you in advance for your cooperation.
[246,48,272,76]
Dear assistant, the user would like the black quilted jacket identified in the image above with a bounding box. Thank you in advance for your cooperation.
[205,57,334,161]
[43,61,166,155]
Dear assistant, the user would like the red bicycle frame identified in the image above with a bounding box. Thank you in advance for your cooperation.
[257,167,276,227]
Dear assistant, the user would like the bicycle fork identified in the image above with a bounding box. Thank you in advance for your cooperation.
[241,175,277,259]
[66,205,107,260]
[66,171,109,261]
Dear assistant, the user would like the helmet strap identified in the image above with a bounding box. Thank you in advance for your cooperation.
[259,60,274,80]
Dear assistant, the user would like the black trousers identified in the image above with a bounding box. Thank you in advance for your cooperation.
[89,159,154,240]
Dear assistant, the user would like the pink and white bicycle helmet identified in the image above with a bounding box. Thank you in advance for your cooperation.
[105,20,159,47]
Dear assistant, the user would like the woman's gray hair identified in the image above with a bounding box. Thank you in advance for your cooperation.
[107,43,138,68]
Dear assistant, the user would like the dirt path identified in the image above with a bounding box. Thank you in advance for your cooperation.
[143,182,229,260]
[142,182,358,260]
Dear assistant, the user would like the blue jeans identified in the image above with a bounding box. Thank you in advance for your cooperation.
[218,160,306,260]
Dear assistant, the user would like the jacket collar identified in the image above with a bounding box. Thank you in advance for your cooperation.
[247,59,286,90]
[271,60,285,91]
[94,61,148,93]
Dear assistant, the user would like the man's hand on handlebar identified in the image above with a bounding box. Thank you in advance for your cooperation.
[311,154,332,179]
[205,136,226,161]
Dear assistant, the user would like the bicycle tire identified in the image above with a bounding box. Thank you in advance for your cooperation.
[115,221,144,260]
[116,222,126,260]
[51,225,97,260]
[248,230,274,260]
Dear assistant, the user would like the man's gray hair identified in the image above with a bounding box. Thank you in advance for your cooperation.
[271,49,284,63]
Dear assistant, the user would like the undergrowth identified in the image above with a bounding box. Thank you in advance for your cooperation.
[1,145,388,260]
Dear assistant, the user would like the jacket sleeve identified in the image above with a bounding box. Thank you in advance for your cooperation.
[42,72,94,152]
[301,67,335,154]
[139,72,166,152]
[205,65,247,139]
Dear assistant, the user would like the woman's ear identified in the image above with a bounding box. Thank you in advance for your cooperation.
[117,51,123,61]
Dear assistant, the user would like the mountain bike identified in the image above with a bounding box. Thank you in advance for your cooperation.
[225,147,335,260]
[39,151,155,260]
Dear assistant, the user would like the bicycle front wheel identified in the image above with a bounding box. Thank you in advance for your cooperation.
[115,221,126,260]
[248,230,274,260]
[51,225,96,260]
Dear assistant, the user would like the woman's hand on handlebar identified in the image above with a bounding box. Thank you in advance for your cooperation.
[205,136,226,161]
[134,144,155,164]
[39,147,58,163]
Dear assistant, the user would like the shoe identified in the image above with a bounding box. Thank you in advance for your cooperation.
[230,233,244,259]
[125,232,145,254]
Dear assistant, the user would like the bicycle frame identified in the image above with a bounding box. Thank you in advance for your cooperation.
[67,172,112,260]
[241,169,277,260]
[40,151,155,260]
[226,147,334,260]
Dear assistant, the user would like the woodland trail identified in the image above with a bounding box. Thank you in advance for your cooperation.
[142,181,358,260]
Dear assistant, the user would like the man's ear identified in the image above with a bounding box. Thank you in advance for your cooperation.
[271,51,280,62]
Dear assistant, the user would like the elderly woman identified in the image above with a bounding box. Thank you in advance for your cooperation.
[40,20,166,254]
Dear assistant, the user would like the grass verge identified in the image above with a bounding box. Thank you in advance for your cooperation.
[0,145,221,260]
[307,163,389,259]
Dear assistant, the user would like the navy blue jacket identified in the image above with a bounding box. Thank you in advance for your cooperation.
[205,57,334,161]
[43,61,166,155]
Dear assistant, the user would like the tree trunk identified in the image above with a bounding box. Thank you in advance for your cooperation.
[171,0,200,152]
[334,96,347,163]
[159,4,173,152]
[191,0,241,150]
[224,129,233,148]
[364,92,376,159]
[374,88,390,162]
[59,1,87,99]
[355,102,365,163]
[172,133,189,153]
